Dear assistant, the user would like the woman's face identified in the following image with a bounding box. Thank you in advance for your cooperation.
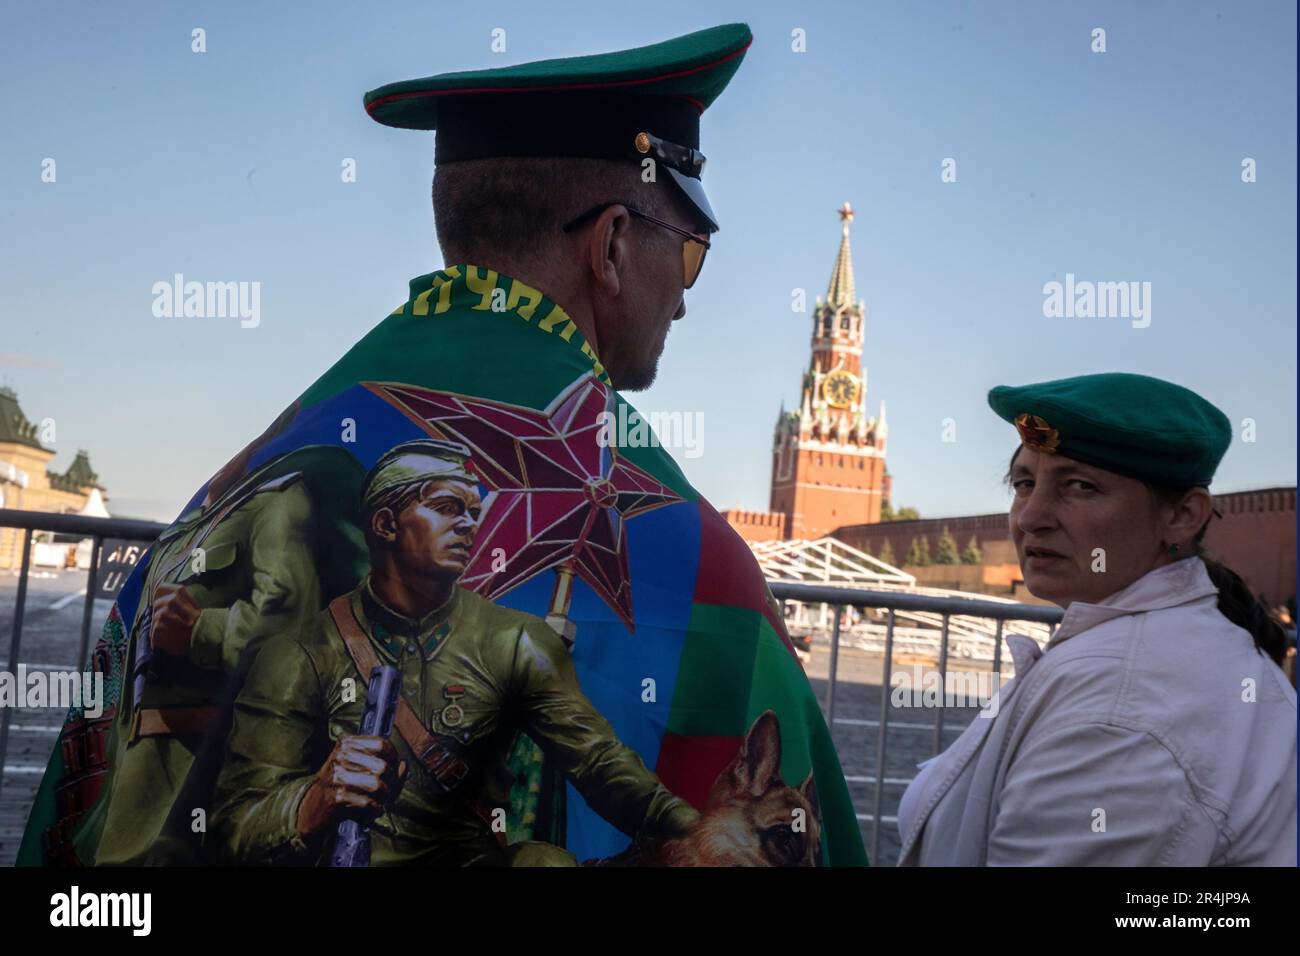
[1008,447,1167,607]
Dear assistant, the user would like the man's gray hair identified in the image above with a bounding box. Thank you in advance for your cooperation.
[433,157,677,266]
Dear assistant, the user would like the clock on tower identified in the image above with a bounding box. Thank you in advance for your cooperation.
[822,369,861,409]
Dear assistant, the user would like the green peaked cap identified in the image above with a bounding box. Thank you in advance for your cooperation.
[988,372,1233,488]
[363,24,753,231]
[365,23,752,127]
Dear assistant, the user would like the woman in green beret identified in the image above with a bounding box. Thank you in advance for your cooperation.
[898,372,1295,866]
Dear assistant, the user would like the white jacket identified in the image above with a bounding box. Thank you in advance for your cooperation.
[898,557,1297,866]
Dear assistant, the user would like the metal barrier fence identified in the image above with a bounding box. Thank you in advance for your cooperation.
[10,510,1279,866]
[768,581,1065,862]
[0,509,167,795]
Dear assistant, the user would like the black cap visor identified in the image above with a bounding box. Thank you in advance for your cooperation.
[665,166,719,232]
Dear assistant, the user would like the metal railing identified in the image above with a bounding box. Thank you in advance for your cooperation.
[0,508,1072,858]
[14,509,1276,867]
[768,580,1065,863]
[0,509,167,794]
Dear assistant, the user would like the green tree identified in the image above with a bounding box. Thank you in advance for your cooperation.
[905,537,932,567]
[877,539,896,567]
[961,535,983,565]
[916,536,932,566]
[935,526,959,565]
[890,506,921,522]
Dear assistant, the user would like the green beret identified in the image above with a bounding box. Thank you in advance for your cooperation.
[363,439,476,508]
[363,23,752,232]
[987,372,1232,488]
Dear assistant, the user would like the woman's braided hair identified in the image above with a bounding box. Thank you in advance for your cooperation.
[1146,480,1288,666]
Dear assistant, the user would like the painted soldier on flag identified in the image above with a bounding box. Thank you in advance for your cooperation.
[210,440,698,865]
[20,23,867,867]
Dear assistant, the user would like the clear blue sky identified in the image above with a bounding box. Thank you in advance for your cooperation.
[1,0,1294,522]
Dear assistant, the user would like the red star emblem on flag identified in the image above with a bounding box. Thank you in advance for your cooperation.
[364,375,683,633]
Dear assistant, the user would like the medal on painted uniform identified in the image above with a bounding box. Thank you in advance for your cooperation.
[440,684,466,728]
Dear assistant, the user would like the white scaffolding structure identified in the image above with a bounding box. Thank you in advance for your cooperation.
[752,537,1052,672]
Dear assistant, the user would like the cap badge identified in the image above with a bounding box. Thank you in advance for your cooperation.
[1014,413,1061,454]
[634,132,651,154]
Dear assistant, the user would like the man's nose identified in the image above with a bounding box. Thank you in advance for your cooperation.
[673,299,686,321]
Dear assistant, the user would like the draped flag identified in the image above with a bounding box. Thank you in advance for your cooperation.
[19,265,867,867]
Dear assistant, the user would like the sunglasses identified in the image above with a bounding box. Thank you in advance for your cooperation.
[562,203,711,289]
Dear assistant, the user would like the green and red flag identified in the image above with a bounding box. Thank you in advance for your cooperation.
[19,265,866,866]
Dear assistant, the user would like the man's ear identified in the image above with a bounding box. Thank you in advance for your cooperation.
[587,204,631,300]
[371,506,399,545]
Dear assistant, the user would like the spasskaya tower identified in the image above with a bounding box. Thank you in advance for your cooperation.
[768,203,889,538]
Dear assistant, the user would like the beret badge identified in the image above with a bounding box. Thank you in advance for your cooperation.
[1014,413,1061,454]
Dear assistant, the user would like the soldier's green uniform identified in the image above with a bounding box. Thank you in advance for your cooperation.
[84,470,322,865]
[210,578,698,865]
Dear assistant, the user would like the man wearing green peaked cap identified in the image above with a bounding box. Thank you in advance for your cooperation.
[365,23,750,237]
[24,24,869,868]
[364,22,752,391]
[354,25,861,864]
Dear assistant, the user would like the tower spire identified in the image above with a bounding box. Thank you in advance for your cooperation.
[765,200,888,539]
[826,202,856,308]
